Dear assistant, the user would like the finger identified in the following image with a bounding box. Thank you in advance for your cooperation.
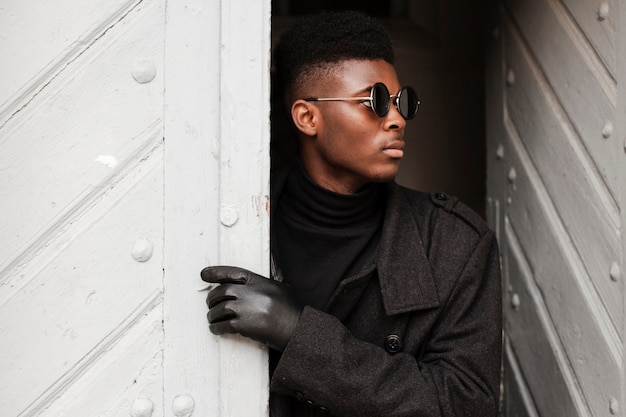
[207,284,240,308]
[207,292,237,309]
[207,310,236,335]
[201,266,249,284]
[208,303,237,330]
[209,319,238,336]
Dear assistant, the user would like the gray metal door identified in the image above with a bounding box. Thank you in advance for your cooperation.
[486,0,626,415]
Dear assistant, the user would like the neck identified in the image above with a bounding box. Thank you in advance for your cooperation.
[298,154,366,195]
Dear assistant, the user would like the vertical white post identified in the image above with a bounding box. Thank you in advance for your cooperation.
[163,0,270,416]
[217,0,271,415]
[163,1,222,416]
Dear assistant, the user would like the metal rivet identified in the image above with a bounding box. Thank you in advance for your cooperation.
[610,397,619,414]
[220,207,239,227]
[508,167,517,183]
[610,262,620,282]
[496,144,505,160]
[511,293,520,310]
[506,69,516,86]
[131,397,154,417]
[597,1,609,21]
[131,239,153,262]
[132,59,157,84]
[173,394,195,417]
[602,120,613,138]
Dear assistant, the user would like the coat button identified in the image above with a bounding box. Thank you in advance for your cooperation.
[319,406,330,414]
[385,334,403,353]
[295,392,305,402]
[435,192,448,201]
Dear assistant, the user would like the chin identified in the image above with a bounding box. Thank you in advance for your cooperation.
[372,164,400,183]
[372,171,398,184]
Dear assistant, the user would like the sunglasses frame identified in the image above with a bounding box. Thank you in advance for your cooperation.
[304,82,419,120]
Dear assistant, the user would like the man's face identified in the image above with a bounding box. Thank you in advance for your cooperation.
[297,59,408,194]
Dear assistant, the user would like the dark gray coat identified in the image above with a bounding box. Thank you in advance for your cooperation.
[270,174,502,417]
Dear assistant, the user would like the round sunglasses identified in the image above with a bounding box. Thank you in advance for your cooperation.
[304,82,419,120]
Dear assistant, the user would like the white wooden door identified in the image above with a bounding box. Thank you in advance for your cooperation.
[486,0,626,415]
[0,1,270,416]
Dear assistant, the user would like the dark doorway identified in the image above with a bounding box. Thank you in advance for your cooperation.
[271,0,487,215]
[273,0,408,18]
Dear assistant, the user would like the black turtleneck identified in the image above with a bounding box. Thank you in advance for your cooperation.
[273,162,385,310]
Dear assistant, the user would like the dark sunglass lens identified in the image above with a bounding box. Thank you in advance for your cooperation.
[398,87,419,120]
[372,83,390,117]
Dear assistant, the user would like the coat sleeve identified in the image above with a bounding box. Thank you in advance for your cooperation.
[270,231,502,417]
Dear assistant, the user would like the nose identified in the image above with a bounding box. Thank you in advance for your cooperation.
[383,101,406,131]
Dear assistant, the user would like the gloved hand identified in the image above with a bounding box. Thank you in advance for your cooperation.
[201,266,304,351]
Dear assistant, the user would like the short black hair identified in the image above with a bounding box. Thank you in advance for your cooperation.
[273,10,395,103]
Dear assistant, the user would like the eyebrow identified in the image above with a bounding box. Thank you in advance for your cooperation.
[354,86,373,95]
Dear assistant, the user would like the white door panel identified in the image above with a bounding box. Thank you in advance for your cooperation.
[0,0,137,119]
[0,0,270,416]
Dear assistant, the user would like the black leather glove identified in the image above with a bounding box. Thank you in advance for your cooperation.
[201,266,304,351]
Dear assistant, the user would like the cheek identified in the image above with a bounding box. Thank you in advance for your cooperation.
[327,125,372,157]
[326,111,378,141]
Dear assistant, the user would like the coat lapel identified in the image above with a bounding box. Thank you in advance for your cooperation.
[377,183,440,315]
[325,183,440,318]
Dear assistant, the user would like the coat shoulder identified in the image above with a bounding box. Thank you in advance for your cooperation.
[396,186,490,239]
[429,191,489,236]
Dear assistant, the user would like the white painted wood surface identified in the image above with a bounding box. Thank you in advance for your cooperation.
[0,0,136,123]
[486,0,625,415]
[163,1,270,416]
[0,0,271,416]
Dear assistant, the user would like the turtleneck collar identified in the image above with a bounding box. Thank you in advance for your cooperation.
[279,160,384,229]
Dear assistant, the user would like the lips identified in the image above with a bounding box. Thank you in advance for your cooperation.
[382,140,405,158]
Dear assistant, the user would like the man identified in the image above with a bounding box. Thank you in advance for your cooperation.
[202,10,502,417]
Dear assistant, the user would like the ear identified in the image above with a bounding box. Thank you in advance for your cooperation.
[290,100,320,137]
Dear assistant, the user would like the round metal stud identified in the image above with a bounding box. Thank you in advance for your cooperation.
[173,394,195,417]
[496,144,505,160]
[130,397,154,417]
[132,59,157,84]
[220,206,239,227]
[602,120,613,138]
[132,239,153,262]
[597,1,609,21]
[511,293,520,310]
[508,167,517,183]
[506,69,516,86]
[609,262,620,282]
